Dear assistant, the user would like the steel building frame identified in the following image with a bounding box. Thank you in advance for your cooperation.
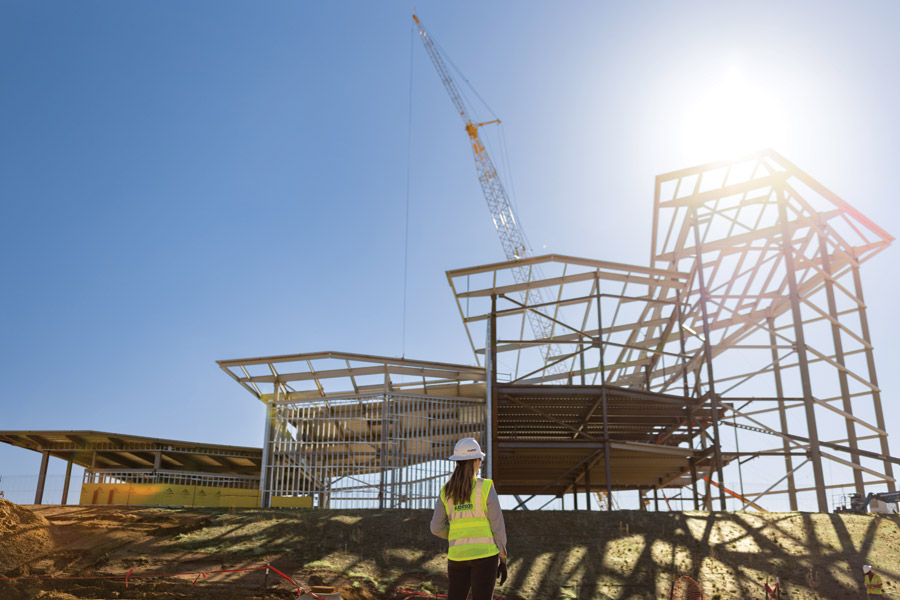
[445,150,896,512]
[447,255,733,510]
[221,151,896,513]
[0,430,262,504]
[217,352,487,508]
[650,150,895,511]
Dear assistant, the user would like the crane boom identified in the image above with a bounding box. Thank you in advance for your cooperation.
[413,15,564,374]
[413,14,528,262]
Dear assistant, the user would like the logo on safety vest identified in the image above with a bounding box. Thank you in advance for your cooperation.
[455,503,474,510]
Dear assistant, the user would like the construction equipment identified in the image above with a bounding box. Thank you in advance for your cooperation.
[413,15,565,374]
[835,490,900,514]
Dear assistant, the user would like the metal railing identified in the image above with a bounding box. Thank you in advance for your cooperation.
[265,393,485,508]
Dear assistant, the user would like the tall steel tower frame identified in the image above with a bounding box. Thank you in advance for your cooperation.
[448,150,896,512]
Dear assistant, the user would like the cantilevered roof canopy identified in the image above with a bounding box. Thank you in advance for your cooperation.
[217,350,486,401]
[0,430,262,477]
[446,254,693,388]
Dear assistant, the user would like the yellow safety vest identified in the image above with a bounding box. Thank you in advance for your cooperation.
[866,572,883,595]
[441,477,499,561]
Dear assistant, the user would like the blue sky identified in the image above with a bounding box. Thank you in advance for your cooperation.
[1,1,898,509]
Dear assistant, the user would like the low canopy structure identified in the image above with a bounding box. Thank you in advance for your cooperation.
[0,430,262,504]
[217,352,488,509]
[0,430,261,476]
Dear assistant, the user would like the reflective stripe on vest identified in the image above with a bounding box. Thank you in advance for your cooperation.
[441,478,499,561]
[866,573,883,595]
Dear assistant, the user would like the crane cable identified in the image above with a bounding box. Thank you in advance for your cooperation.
[402,20,415,359]
[428,29,531,252]
[430,34,498,122]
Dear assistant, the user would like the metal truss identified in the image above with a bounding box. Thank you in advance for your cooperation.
[219,152,896,513]
[218,352,487,508]
[447,150,897,512]
[448,256,730,509]
[651,149,895,511]
[446,255,692,388]
[217,351,485,402]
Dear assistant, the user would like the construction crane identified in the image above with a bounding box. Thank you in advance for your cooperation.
[412,15,565,374]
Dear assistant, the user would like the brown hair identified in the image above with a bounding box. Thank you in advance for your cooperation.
[444,459,478,506]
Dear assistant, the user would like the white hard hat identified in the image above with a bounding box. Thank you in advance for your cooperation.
[863,565,872,573]
[449,437,485,461]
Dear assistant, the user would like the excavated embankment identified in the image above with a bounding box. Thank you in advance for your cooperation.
[0,503,897,599]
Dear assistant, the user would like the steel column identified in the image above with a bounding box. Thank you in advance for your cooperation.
[777,185,828,512]
[584,463,591,510]
[259,381,278,508]
[490,295,499,479]
[34,450,50,505]
[379,373,390,509]
[817,230,864,494]
[851,262,895,483]
[691,211,727,510]
[686,408,700,511]
[678,290,700,511]
[767,316,798,510]
[61,457,73,505]
[595,273,614,508]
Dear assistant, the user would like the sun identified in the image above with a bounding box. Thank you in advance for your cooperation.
[682,65,789,160]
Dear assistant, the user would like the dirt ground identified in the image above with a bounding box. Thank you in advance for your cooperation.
[0,500,53,575]
[0,500,898,599]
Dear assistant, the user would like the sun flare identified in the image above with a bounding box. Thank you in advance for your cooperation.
[682,65,789,160]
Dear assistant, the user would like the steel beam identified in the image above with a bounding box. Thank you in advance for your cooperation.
[34,451,49,505]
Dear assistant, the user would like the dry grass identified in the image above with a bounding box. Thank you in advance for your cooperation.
[5,506,899,599]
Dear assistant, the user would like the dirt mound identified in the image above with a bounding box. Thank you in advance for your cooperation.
[30,592,80,600]
[0,499,53,575]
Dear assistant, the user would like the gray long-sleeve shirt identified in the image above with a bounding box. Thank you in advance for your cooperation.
[430,480,508,557]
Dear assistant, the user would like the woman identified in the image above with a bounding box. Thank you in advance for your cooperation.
[430,437,508,600]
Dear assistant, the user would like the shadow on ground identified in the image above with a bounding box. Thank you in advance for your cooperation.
[1,506,898,599]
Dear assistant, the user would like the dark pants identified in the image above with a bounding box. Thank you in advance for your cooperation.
[448,554,499,600]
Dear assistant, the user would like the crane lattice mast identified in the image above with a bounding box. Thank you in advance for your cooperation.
[413,15,564,372]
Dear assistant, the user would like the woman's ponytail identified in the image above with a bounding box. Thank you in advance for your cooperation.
[444,459,477,505]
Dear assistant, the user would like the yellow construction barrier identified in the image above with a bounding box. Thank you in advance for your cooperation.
[78,483,131,505]
[271,495,313,508]
[220,487,261,508]
[79,483,262,508]
[193,486,220,507]
[79,483,105,505]
[127,483,184,506]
